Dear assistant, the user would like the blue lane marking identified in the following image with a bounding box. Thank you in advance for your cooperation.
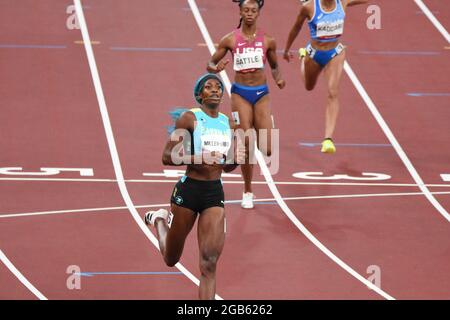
[110,47,192,52]
[77,271,183,277]
[0,44,67,49]
[358,50,440,56]
[299,142,392,148]
[407,93,450,97]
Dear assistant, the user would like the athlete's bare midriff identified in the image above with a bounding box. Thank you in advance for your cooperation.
[185,164,223,181]
[310,38,341,51]
[234,68,267,87]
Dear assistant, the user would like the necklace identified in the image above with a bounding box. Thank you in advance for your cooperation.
[242,31,257,42]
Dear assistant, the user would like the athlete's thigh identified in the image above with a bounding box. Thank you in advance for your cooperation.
[323,49,346,93]
[197,207,225,257]
[253,95,273,131]
[304,55,323,89]
[231,93,254,130]
[165,204,197,254]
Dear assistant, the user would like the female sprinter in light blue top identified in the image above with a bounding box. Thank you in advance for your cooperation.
[144,74,244,300]
[283,0,368,153]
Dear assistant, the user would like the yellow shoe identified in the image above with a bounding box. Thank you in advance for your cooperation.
[298,48,307,59]
[321,138,336,154]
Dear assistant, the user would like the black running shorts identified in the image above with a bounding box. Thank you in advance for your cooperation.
[170,176,225,214]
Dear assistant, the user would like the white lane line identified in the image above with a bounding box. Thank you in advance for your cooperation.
[414,0,450,43]
[344,62,450,222]
[2,191,450,220]
[0,250,47,300]
[0,203,169,219]
[187,0,394,300]
[2,177,449,187]
[0,177,117,182]
[0,175,450,188]
[73,0,222,300]
[1,176,450,187]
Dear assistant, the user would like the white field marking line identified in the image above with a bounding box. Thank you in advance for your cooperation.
[344,62,450,222]
[414,0,450,43]
[2,191,450,220]
[73,0,222,300]
[0,203,170,219]
[0,250,47,300]
[187,0,394,300]
[0,177,116,182]
[1,176,450,188]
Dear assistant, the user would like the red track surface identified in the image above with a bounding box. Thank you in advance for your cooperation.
[0,0,449,299]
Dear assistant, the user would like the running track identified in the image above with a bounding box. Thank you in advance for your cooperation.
[0,0,449,299]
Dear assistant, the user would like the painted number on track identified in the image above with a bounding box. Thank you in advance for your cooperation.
[0,167,94,176]
[292,172,392,181]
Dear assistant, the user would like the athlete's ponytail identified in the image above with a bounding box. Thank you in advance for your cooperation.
[167,108,190,135]
[232,0,265,28]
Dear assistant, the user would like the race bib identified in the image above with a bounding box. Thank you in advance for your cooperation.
[201,133,231,155]
[233,50,264,71]
[316,19,344,38]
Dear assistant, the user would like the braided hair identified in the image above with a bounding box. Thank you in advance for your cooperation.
[232,0,265,28]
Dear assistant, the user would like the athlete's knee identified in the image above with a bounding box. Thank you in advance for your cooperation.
[239,124,255,134]
[256,131,272,157]
[164,257,178,268]
[305,82,315,91]
[199,252,219,277]
[164,254,181,267]
[261,146,272,157]
[328,87,339,100]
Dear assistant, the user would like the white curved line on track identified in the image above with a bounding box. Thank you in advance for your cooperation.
[74,0,222,300]
[1,177,450,188]
[344,62,450,222]
[0,178,450,188]
[414,0,450,43]
[0,250,47,300]
[1,190,450,220]
[187,0,394,300]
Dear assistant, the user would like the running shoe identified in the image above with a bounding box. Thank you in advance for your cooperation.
[321,138,336,154]
[144,209,169,227]
[241,192,255,209]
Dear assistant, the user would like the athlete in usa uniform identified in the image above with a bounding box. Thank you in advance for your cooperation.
[283,0,369,153]
[207,0,285,209]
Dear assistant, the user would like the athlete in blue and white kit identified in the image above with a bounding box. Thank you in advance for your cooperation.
[283,0,368,153]
[144,74,244,300]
